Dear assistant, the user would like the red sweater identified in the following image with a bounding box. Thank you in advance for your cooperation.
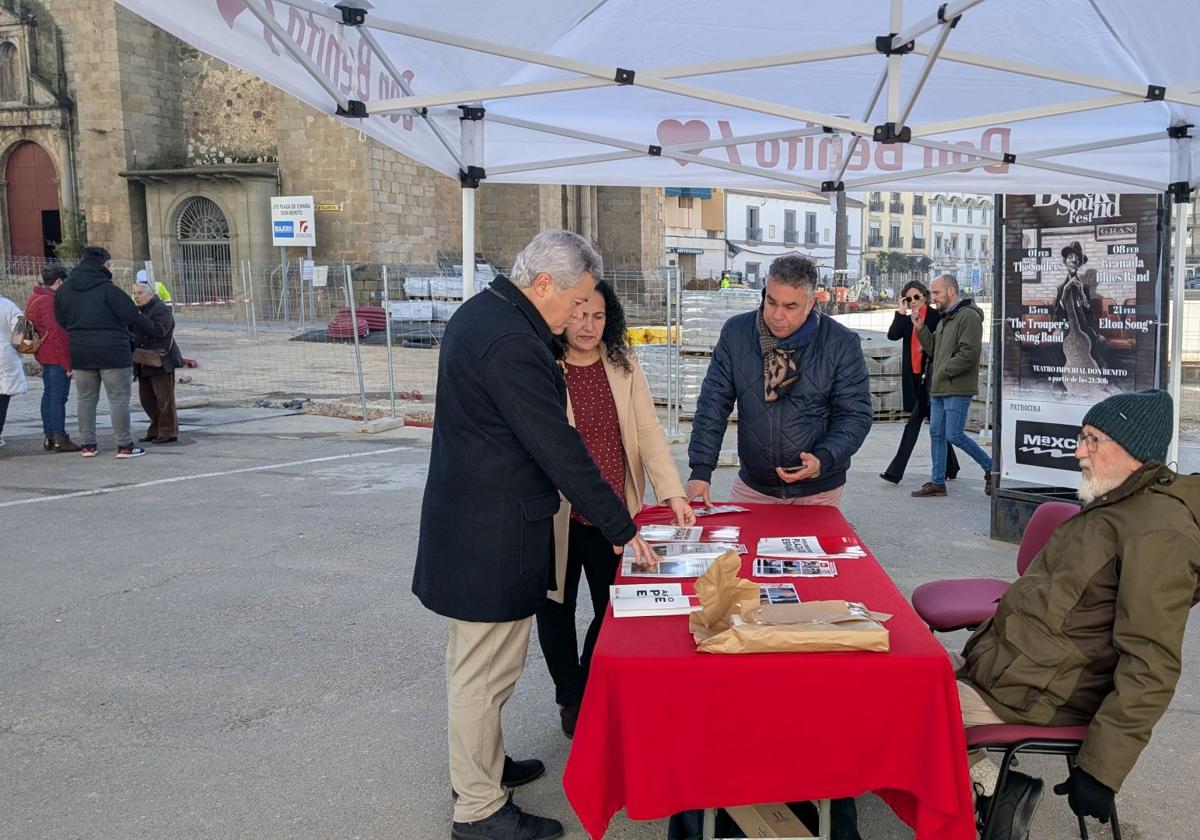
[24,285,71,368]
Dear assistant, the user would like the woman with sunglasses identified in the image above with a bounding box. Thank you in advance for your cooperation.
[537,279,694,738]
[880,280,959,484]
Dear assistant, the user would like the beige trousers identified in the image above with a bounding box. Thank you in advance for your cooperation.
[730,474,845,508]
[447,616,533,823]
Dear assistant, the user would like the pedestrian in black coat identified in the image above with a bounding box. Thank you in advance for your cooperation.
[880,279,959,484]
[412,231,656,840]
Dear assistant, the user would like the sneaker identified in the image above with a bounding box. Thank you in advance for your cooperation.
[911,482,947,497]
[115,446,146,459]
[44,434,55,452]
[451,799,563,840]
[80,445,97,458]
[977,770,1044,840]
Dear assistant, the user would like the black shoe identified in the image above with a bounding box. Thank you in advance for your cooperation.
[43,435,55,452]
[947,472,959,481]
[977,770,1044,840]
[139,434,157,443]
[151,436,178,444]
[451,799,563,840]
[560,703,580,739]
[501,756,544,788]
[879,472,901,485]
[451,756,545,798]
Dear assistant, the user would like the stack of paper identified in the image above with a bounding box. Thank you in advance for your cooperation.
[609,583,700,618]
[639,524,742,543]
[756,536,866,560]
[753,558,838,578]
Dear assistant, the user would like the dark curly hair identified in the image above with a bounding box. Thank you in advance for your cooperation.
[595,279,634,373]
[900,279,929,300]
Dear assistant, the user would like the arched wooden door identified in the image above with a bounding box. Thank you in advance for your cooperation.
[5,141,61,260]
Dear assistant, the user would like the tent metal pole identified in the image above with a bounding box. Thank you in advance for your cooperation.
[897,17,954,127]
[1024,132,1165,160]
[240,0,349,111]
[887,0,902,123]
[834,67,888,184]
[891,0,985,48]
[360,15,618,80]
[486,125,832,177]
[484,113,826,189]
[1169,198,1187,465]
[358,28,464,169]
[914,45,1200,108]
[911,93,1142,137]
[372,78,609,114]
[463,188,476,298]
[908,136,1165,191]
[373,45,880,114]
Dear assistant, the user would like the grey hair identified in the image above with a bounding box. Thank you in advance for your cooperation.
[933,273,959,293]
[510,229,603,291]
[133,281,157,299]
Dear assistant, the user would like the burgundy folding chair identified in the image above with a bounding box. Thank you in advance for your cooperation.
[967,723,1122,840]
[911,501,1080,632]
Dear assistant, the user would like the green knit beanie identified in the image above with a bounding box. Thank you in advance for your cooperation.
[1081,388,1173,464]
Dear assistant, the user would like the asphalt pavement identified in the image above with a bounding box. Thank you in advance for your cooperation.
[1,402,1195,839]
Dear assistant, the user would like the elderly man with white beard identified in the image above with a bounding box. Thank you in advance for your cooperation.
[841,390,1200,840]
[958,389,1200,839]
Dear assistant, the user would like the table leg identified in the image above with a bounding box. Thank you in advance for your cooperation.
[818,799,831,838]
[701,808,716,840]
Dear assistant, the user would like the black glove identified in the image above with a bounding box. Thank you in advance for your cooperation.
[1053,765,1114,823]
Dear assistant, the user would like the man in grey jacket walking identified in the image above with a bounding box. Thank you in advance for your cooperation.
[911,274,993,497]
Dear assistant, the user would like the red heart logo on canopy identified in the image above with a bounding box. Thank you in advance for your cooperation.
[655,119,711,167]
[217,0,246,28]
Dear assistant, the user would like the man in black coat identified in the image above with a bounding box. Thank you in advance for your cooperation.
[54,245,157,459]
[684,255,872,509]
[412,230,655,840]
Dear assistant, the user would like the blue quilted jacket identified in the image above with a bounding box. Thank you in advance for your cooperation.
[687,309,873,498]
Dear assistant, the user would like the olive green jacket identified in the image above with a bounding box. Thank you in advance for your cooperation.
[959,464,1200,791]
[915,298,984,396]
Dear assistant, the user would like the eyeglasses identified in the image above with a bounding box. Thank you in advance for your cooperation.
[903,295,923,303]
[1078,432,1113,453]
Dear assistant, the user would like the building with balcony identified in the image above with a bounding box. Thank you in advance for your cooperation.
[859,190,930,293]
[721,188,863,285]
[929,193,995,294]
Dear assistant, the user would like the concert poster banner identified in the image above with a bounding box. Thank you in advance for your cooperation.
[1000,193,1167,486]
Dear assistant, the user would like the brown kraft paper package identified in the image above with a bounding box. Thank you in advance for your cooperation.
[688,552,891,654]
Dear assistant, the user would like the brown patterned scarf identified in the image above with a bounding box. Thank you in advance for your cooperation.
[758,309,799,402]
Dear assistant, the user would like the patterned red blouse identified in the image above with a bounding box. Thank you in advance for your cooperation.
[564,358,627,525]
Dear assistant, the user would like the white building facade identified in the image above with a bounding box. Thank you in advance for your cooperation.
[724,189,863,285]
[928,193,995,294]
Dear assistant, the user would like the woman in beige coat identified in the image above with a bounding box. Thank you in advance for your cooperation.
[536,279,693,738]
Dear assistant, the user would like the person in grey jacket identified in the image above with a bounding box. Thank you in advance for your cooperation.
[685,255,872,509]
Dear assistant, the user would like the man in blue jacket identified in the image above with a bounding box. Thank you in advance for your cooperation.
[413,230,655,840]
[685,255,872,510]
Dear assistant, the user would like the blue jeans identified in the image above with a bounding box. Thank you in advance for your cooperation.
[41,364,71,436]
[930,394,992,484]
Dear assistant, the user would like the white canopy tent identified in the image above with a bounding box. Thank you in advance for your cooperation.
[118,0,1199,458]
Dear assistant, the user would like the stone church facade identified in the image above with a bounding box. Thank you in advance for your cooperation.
[0,0,663,287]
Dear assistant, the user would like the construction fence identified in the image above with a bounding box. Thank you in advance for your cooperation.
[3,257,1200,430]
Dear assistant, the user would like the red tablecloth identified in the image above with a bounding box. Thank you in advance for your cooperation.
[563,502,974,839]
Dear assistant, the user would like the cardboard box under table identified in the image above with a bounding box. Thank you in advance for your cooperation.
[562,503,974,840]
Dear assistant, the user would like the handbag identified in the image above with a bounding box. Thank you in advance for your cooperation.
[132,347,165,367]
[13,317,42,355]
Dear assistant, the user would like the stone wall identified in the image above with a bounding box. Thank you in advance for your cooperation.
[597,186,665,270]
[181,51,277,166]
